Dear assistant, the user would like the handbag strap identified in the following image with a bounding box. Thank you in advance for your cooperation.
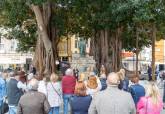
[50,82,61,98]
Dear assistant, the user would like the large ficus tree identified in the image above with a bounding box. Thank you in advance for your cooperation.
[1,0,165,78]
[0,0,71,77]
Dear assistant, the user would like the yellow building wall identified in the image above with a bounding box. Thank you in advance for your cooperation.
[71,35,79,54]
[57,35,80,61]
[57,38,68,57]
[155,39,164,63]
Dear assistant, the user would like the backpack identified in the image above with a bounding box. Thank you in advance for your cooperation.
[129,85,138,105]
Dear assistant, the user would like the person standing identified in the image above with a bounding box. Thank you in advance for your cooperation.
[85,72,102,96]
[71,81,92,114]
[129,75,145,106]
[17,78,50,114]
[137,82,163,114]
[7,71,24,114]
[99,74,107,91]
[85,76,100,97]
[163,82,165,108]
[38,77,48,96]
[62,69,76,114]
[60,61,70,76]
[148,66,152,81]
[88,72,136,114]
[47,73,62,114]
[99,65,107,91]
[117,69,129,92]
[0,72,7,114]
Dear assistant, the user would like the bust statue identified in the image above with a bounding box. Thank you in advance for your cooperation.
[78,38,86,57]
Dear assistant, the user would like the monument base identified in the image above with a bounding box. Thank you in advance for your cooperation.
[70,53,96,73]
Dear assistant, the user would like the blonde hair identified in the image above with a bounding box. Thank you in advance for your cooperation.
[79,73,85,81]
[146,82,160,105]
[87,76,98,89]
[75,81,87,96]
[117,72,124,80]
[117,69,125,80]
[50,73,59,82]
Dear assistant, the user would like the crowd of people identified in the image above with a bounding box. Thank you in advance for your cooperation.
[0,65,164,114]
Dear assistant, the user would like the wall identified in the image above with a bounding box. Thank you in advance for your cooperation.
[155,39,165,63]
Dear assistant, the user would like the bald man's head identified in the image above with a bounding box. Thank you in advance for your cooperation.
[28,78,39,90]
[107,72,120,85]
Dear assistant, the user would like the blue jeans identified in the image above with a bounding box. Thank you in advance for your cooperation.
[9,106,17,114]
[49,107,60,114]
[63,94,73,114]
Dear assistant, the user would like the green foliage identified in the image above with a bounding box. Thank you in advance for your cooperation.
[0,0,165,52]
[29,0,46,5]
[10,25,37,52]
[122,0,165,50]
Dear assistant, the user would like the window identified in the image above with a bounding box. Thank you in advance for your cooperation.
[0,44,4,50]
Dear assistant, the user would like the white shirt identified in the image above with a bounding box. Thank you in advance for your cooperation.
[38,80,47,96]
[17,81,27,91]
[47,81,62,107]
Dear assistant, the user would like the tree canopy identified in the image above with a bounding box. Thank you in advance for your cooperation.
[1,0,165,52]
[0,0,165,74]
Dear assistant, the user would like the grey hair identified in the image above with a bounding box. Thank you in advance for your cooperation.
[65,68,73,76]
[107,72,120,85]
[28,78,39,90]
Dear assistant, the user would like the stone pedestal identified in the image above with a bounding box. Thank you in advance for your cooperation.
[70,53,96,73]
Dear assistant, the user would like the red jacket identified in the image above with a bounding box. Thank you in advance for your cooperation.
[62,75,76,94]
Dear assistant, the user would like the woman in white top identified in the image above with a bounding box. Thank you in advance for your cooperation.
[38,77,47,96]
[47,73,62,114]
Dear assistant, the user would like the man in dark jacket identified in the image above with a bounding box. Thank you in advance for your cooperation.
[147,66,152,81]
[17,78,50,114]
[7,71,24,114]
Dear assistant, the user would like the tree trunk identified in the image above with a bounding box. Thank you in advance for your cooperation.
[31,4,52,52]
[31,3,58,77]
[136,29,139,76]
[151,23,156,81]
[90,30,101,72]
[90,28,122,73]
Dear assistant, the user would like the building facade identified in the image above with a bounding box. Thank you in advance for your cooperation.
[0,38,33,71]
[155,39,165,64]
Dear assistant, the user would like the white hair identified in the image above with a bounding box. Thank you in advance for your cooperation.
[65,68,73,76]
[107,72,120,85]
[28,78,39,90]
